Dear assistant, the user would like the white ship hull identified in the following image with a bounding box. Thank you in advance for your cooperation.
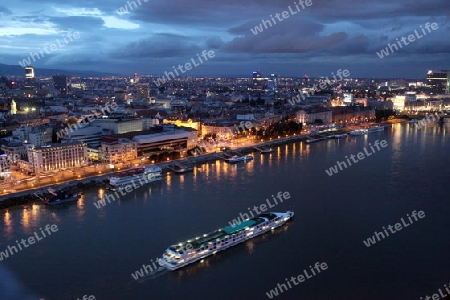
[367,126,384,133]
[224,155,253,163]
[349,129,367,136]
[159,211,294,271]
[109,166,162,188]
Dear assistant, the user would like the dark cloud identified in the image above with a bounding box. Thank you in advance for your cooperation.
[0,6,12,15]
[205,36,224,49]
[111,33,201,59]
[223,18,347,53]
[1,0,449,77]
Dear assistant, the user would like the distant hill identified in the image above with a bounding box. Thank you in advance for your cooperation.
[0,63,120,78]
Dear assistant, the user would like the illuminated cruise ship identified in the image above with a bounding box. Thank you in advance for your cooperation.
[158,211,294,270]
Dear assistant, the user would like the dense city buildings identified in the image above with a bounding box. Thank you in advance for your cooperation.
[0,67,448,182]
[426,70,450,94]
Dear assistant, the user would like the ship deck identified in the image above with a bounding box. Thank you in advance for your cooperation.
[173,216,270,252]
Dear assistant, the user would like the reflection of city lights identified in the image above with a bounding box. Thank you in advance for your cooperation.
[21,208,30,228]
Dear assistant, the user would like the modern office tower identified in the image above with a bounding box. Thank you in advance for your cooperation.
[252,71,264,90]
[426,70,450,94]
[114,87,127,101]
[268,73,278,92]
[136,83,150,99]
[25,66,35,79]
[52,75,68,96]
[131,72,140,85]
[343,93,353,104]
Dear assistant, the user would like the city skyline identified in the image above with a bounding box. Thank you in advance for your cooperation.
[0,0,448,78]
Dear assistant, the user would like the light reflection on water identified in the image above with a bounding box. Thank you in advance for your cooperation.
[1,124,449,299]
[4,124,446,239]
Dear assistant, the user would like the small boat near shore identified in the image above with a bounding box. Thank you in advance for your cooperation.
[349,129,367,136]
[168,163,194,174]
[334,133,348,138]
[36,188,80,205]
[254,146,273,153]
[158,211,294,270]
[224,155,253,163]
[367,125,384,133]
[305,137,319,143]
[109,166,162,188]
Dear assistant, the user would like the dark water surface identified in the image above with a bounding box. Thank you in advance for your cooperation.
[1,123,449,300]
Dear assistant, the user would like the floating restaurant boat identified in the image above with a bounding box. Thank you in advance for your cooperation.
[254,146,273,153]
[36,188,80,205]
[158,211,294,271]
[349,129,368,136]
[305,137,319,143]
[334,133,348,138]
[367,125,384,133]
[109,166,162,188]
[168,163,194,174]
[223,155,253,163]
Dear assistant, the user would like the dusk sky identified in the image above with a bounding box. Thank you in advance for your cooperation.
[0,0,449,78]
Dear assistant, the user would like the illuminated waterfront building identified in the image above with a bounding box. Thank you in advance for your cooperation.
[27,142,87,173]
[426,70,450,94]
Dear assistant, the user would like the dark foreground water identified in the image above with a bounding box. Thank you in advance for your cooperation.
[1,123,449,300]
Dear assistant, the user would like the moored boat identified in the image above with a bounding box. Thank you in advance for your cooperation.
[158,211,294,270]
[109,166,162,188]
[224,155,253,163]
[334,133,348,138]
[367,125,384,133]
[254,146,273,153]
[349,129,367,136]
[167,163,193,174]
[36,188,80,205]
[305,138,319,143]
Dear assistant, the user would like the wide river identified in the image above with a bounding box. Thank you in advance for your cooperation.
[1,123,449,300]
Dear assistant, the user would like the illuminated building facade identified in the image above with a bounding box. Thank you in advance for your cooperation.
[427,70,450,94]
[27,142,87,173]
[100,138,137,164]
